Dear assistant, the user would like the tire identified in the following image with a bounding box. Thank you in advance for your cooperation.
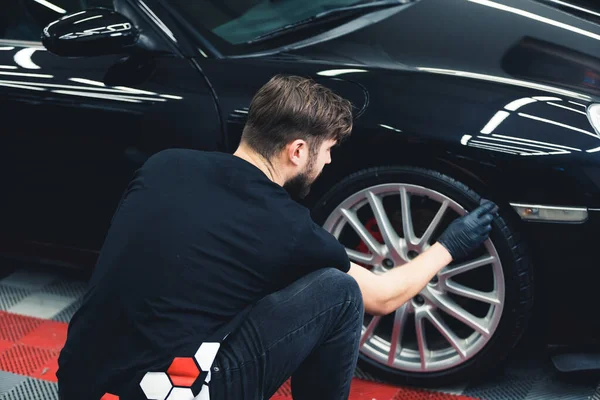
[311,166,534,387]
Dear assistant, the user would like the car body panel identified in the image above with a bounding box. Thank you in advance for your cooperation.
[0,41,222,251]
[191,0,600,207]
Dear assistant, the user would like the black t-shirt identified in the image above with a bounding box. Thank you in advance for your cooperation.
[56,149,350,400]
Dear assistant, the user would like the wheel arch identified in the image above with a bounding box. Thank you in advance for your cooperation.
[309,134,511,213]
[306,132,544,324]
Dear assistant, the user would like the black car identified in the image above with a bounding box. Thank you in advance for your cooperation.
[1,0,599,387]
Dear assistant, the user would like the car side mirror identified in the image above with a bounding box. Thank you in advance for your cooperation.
[42,8,140,57]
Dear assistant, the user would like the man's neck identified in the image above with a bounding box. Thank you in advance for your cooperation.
[233,145,285,186]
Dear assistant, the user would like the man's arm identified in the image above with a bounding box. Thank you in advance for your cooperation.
[347,200,499,316]
[348,243,451,315]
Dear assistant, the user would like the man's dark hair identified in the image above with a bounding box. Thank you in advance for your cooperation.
[240,75,353,161]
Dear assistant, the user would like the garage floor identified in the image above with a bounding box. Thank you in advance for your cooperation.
[0,259,598,400]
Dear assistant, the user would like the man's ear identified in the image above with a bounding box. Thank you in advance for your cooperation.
[287,139,307,166]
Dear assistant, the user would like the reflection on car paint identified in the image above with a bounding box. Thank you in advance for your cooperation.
[468,0,600,42]
[547,102,587,115]
[480,111,510,134]
[417,67,592,101]
[58,23,133,40]
[14,47,42,69]
[138,0,178,44]
[541,0,600,19]
[0,71,53,78]
[461,91,600,156]
[0,46,184,103]
[317,68,368,77]
[379,124,402,133]
[517,112,597,139]
[34,0,67,14]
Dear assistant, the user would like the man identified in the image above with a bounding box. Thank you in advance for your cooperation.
[57,75,498,400]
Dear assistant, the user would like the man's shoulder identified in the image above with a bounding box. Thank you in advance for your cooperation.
[140,149,235,176]
[276,200,324,240]
[145,148,221,164]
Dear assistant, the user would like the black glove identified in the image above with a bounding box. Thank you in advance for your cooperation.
[438,199,499,260]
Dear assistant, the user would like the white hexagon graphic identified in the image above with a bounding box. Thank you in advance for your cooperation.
[204,369,211,384]
[194,342,220,371]
[140,372,173,400]
[166,387,194,400]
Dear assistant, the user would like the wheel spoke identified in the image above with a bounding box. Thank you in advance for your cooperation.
[415,312,428,370]
[366,191,402,260]
[439,255,496,280]
[340,208,383,257]
[387,303,409,366]
[427,290,490,337]
[418,200,449,247]
[445,281,501,305]
[346,249,375,265]
[400,187,417,245]
[360,316,381,348]
[426,309,467,359]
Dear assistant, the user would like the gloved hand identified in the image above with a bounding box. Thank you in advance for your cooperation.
[437,199,499,260]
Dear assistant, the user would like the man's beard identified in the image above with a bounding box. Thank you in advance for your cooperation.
[284,171,313,200]
[284,160,317,200]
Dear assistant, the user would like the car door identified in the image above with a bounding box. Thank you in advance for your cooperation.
[0,0,222,260]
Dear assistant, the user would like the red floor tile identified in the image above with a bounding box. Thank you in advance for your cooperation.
[393,387,478,399]
[0,311,44,342]
[270,396,291,400]
[269,378,401,400]
[18,320,68,351]
[0,343,59,376]
[0,339,13,355]
[31,355,59,382]
[349,379,401,399]
[274,379,292,397]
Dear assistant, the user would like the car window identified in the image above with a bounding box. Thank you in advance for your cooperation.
[167,0,370,46]
[0,0,114,42]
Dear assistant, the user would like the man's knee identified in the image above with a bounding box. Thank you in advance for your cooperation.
[315,268,364,314]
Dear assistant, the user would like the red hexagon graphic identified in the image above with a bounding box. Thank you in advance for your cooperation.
[167,357,200,387]
[100,393,119,400]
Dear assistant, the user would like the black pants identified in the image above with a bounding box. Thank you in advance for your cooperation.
[208,268,364,400]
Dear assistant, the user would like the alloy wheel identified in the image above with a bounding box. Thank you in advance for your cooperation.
[322,183,505,373]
